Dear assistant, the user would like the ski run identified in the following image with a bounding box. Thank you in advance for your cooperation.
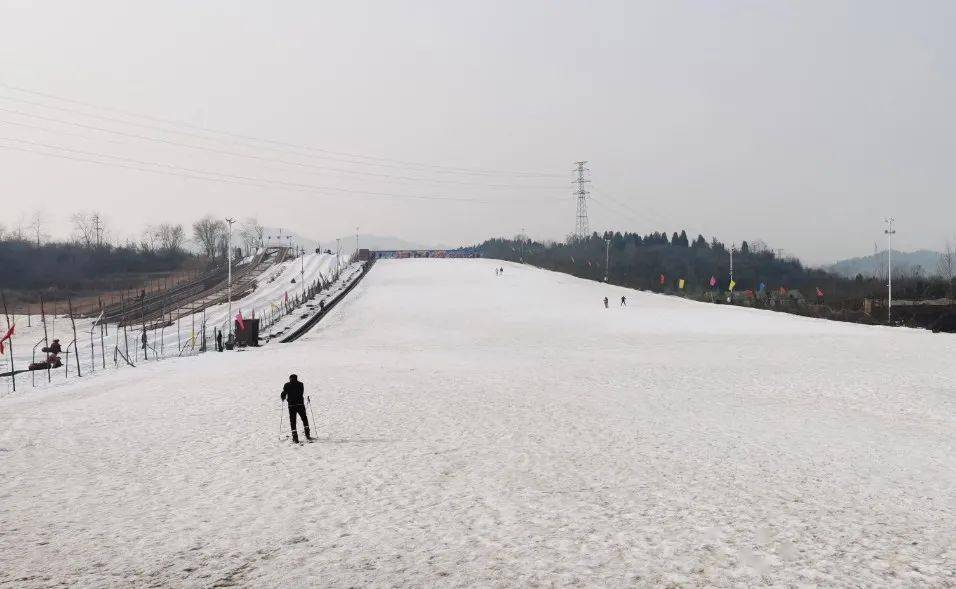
[1,258,955,586]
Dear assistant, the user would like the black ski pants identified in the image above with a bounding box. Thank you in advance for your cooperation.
[288,403,311,441]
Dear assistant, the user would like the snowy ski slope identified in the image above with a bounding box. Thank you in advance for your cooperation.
[0,251,345,378]
[1,258,954,586]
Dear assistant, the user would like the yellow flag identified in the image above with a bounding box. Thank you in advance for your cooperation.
[729,279,736,291]
[678,279,685,289]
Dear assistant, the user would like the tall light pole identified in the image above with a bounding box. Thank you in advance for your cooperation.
[729,243,735,282]
[225,217,235,334]
[355,226,359,256]
[604,233,610,282]
[336,238,341,278]
[885,218,896,323]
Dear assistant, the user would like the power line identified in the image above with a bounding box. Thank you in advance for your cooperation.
[0,137,565,205]
[0,110,565,190]
[0,81,567,178]
[0,96,565,189]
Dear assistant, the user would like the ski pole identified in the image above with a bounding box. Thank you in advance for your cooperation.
[278,398,286,440]
[307,395,317,436]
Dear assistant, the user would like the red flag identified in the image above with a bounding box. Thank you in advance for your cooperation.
[235,311,245,331]
[709,276,717,287]
[816,287,824,297]
[659,274,665,285]
[0,324,13,354]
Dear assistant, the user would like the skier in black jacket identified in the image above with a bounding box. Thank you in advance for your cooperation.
[281,374,312,443]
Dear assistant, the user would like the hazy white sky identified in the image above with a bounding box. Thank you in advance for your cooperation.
[0,0,953,263]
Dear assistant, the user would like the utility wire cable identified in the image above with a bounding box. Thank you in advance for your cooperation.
[0,108,565,190]
[0,136,566,205]
[0,81,566,178]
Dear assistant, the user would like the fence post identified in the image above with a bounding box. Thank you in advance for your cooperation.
[68,298,81,377]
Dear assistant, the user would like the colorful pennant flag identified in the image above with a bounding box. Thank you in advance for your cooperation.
[709,276,717,287]
[659,274,665,285]
[235,311,245,331]
[678,279,685,290]
[816,287,825,297]
[729,279,736,291]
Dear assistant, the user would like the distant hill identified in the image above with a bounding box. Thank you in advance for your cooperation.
[326,234,436,254]
[825,249,942,278]
[264,229,438,254]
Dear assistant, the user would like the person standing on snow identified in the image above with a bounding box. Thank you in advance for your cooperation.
[216,329,223,352]
[141,330,148,359]
[603,297,609,308]
[621,296,626,306]
[281,374,313,443]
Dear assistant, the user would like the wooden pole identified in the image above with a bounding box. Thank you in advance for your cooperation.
[1,290,15,392]
[40,296,50,383]
[99,298,105,370]
[68,298,81,377]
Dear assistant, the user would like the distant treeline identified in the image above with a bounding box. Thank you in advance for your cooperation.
[0,213,268,296]
[0,238,193,293]
[480,231,955,304]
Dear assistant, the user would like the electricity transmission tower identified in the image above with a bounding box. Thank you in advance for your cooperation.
[573,161,590,237]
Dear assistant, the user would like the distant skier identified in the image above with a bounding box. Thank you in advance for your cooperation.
[216,329,223,352]
[621,296,626,307]
[603,297,609,309]
[141,330,148,359]
[499,267,504,274]
[281,374,313,443]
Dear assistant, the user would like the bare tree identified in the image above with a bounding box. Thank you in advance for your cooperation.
[157,223,185,254]
[71,211,97,248]
[29,209,46,248]
[192,216,226,258]
[938,240,955,296]
[239,217,264,255]
[140,225,159,254]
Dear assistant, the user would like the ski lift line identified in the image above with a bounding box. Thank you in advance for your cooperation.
[0,107,567,188]
[0,141,566,206]
[0,135,566,204]
[0,107,565,190]
[0,82,566,178]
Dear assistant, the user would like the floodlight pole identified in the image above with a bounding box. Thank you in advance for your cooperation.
[885,218,896,323]
[729,243,735,282]
[604,235,610,282]
[225,217,235,334]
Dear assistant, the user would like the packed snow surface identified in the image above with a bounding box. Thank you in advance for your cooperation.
[1,259,955,586]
